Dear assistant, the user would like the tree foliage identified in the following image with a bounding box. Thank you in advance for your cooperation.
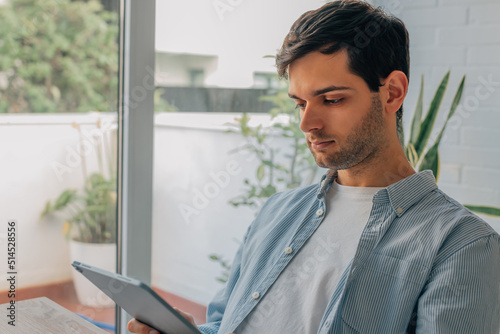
[0,0,118,113]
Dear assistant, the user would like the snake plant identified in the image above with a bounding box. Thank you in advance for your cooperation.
[404,71,499,217]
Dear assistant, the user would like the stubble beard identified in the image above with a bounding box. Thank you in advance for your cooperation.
[310,96,386,171]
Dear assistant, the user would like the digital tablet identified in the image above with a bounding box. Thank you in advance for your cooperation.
[71,261,201,334]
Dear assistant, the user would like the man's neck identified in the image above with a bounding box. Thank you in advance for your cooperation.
[335,143,415,188]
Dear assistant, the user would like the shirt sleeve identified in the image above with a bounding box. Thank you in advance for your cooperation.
[415,234,500,334]
[197,224,252,334]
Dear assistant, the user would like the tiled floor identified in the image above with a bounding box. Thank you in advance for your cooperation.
[0,280,207,333]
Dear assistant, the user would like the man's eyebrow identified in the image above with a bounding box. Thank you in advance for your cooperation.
[288,85,353,99]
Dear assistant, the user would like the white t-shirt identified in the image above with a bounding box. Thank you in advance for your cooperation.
[236,181,383,334]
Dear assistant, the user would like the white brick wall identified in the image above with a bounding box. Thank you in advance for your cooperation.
[439,145,500,170]
[463,167,500,189]
[407,27,436,46]
[438,26,500,45]
[410,47,467,65]
[400,7,467,26]
[397,0,437,8]
[441,0,498,5]
[375,0,500,232]
[468,46,500,65]
[469,4,500,23]
[461,127,500,148]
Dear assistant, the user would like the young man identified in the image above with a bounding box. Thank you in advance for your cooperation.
[129,1,500,333]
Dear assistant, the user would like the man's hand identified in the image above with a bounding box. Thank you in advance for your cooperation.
[127,307,196,334]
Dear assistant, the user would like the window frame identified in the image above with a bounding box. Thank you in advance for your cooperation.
[116,0,155,332]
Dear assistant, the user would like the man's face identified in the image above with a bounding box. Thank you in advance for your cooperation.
[288,50,388,171]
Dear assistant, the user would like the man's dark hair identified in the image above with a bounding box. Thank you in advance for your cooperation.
[276,0,409,140]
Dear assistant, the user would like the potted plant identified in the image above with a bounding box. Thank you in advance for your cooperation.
[40,117,117,307]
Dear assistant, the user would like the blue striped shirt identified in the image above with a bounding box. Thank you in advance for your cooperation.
[198,170,500,334]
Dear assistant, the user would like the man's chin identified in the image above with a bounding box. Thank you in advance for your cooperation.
[312,155,333,169]
[312,154,355,171]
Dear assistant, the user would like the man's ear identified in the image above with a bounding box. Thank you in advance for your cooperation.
[381,70,408,115]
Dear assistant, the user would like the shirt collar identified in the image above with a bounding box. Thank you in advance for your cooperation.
[317,170,438,217]
[374,170,438,217]
[317,169,338,198]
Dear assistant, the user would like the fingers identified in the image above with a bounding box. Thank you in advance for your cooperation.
[127,318,160,334]
[173,307,197,326]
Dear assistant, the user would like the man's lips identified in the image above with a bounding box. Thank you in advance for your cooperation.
[309,140,335,150]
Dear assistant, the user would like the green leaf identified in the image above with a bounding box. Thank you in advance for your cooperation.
[55,189,78,207]
[39,201,52,218]
[409,74,424,145]
[405,142,419,168]
[413,71,450,158]
[41,189,78,217]
[419,143,440,180]
[431,75,466,146]
[261,160,275,167]
[464,205,500,217]
[256,164,265,181]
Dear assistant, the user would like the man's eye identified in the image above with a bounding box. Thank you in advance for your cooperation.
[325,98,343,104]
[295,103,306,110]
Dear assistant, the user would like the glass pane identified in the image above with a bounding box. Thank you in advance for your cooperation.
[152,0,324,325]
[0,0,120,332]
[152,0,500,331]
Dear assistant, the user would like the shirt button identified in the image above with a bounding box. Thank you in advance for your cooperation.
[320,180,325,187]
[316,209,324,216]
[284,247,293,254]
[396,207,403,214]
[252,292,260,300]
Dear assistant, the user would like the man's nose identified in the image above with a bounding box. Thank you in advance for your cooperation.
[299,104,323,133]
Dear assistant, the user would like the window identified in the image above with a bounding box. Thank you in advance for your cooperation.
[0,0,120,331]
[151,0,325,325]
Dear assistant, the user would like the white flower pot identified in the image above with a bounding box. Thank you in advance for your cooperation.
[69,240,116,308]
